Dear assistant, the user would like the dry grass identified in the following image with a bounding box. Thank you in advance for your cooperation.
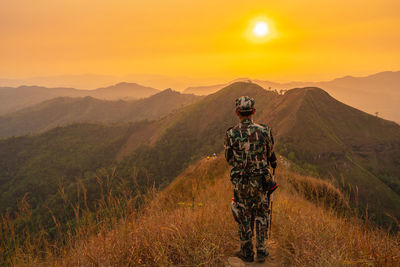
[279,167,351,214]
[5,155,400,266]
[55,156,237,266]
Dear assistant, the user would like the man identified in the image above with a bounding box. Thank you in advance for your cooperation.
[224,96,277,263]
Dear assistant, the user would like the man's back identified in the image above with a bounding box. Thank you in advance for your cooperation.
[225,118,275,180]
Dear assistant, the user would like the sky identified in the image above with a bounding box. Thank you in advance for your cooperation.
[1,0,399,89]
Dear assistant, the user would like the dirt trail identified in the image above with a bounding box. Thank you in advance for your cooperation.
[226,239,289,267]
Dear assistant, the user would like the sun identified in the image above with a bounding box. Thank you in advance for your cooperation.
[253,21,269,37]
[244,16,276,43]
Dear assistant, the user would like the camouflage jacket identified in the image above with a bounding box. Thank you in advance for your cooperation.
[224,118,277,183]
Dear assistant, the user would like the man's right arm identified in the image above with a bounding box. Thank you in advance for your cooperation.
[268,129,277,170]
[269,152,277,171]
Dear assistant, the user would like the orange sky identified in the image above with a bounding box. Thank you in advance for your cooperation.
[1,0,399,89]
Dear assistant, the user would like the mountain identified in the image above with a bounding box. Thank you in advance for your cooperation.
[0,89,200,139]
[257,71,400,124]
[89,82,160,99]
[183,71,400,123]
[0,82,160,115]
[183,78,256,95]
[184,83,226,95]
[118,82,400,227]
[311,71,400,124]
[0,74,120,89]
[0,85,82,116]
[1,82,399,250]
[264,87,400,224]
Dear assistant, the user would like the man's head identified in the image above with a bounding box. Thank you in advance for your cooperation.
[235,96,256,119]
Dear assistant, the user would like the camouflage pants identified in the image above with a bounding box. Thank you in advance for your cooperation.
[231,177,269,256]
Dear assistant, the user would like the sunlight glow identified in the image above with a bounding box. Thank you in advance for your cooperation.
[253,21,269,37]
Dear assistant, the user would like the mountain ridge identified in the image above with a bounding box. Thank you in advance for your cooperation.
[183,71,400,123]
[0,82,161,116]
[0,89,200,139]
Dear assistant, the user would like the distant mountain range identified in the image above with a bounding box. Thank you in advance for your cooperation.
[0,82,160,115]
[0,89,200,139]
[183,71,400,124]
[2,71,399,123]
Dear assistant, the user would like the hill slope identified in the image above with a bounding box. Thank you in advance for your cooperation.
[0,122,152,234]
[265,87,400,225]
[0,82,160,115]
[0,89,200,138]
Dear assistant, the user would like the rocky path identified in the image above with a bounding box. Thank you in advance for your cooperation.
[226,240,288,267]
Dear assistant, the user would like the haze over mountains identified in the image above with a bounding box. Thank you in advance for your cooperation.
[2,70,399,124]
[1,81,399,240]
[184,71,400,124]
[0,82,160,115]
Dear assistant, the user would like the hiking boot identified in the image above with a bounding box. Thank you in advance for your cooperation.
[256,249,269,262]
[235,250,254,262]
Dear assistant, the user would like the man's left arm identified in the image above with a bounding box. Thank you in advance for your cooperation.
[224,130,234,166]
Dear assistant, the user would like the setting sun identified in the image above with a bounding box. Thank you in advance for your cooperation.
[244,15,277,44]
[253,21,269,37]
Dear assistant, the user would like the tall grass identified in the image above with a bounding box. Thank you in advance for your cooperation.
[59,156,237,266]
[273,166,399,266]
[2,156,399,266]
[1,167,144,266]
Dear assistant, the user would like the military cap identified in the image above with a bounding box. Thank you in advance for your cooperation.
[235,96,255,112]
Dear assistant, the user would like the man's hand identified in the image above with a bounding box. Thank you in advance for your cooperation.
[271,161,277,170]
[265,178,278,196]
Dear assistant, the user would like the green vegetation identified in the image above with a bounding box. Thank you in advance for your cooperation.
[271,87,400,229]
[0,89,200,138]
[0,122,149,240]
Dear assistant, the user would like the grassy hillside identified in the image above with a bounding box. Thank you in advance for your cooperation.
[0,89,200,138]
[0,122,152,238]
[115,82,278,190]
[267,87,400,227]
[6,156,399,266]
